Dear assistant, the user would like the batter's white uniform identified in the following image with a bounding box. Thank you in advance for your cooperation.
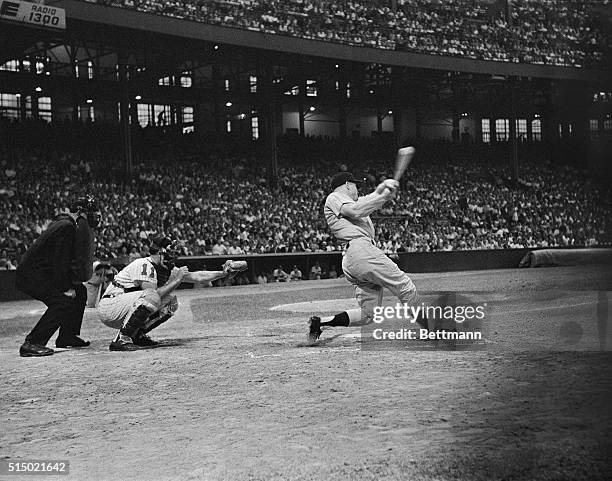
[325,190,419,324]
[98,257,177,330]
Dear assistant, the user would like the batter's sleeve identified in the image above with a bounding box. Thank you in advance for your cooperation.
[326,192,354,218]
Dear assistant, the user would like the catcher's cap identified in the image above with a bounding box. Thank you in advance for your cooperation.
[149,237,172,254]
[331,172,363,190]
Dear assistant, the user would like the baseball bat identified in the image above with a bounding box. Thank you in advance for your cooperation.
[394,146,415,181]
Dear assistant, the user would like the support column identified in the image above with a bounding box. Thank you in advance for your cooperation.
[509,80,519,182]
[212,63,222,137]
[452,111,460,143]
[69,46,80,123]
[415,107,422,139]
[337,66,347,139]
[19,95,27,120]
[298,75,306,137]
[117,52,133,182]
[258,58,278,188]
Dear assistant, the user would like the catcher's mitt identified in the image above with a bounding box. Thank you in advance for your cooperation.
[222,260,248,278]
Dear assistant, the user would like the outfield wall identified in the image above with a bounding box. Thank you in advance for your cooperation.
[0,249,531,302]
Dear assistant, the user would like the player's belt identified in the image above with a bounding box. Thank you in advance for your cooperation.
[101,281,140,299]
[346,238,374,249]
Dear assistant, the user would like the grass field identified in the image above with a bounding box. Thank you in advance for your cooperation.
[1,265,611,481]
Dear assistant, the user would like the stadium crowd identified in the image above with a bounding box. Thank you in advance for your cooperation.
[84,0,609,68]
[1,123,610,278]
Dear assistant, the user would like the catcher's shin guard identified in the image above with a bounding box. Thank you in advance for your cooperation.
[143,312,173,334]
[120,305,153,339]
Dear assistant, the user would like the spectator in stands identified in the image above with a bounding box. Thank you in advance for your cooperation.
[212,239,228,256]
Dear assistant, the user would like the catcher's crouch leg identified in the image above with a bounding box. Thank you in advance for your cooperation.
[133,294,179,346]
[107,289,161,351]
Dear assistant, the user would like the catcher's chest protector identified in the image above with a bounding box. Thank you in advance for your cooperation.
[153,263,172,287]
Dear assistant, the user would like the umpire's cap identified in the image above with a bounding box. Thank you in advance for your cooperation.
[70,194,98,213]
[330,172,363,190]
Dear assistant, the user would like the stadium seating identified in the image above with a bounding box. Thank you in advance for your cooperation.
[84,0,609,68]
[1,119,610,274]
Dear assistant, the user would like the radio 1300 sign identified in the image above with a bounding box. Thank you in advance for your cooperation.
[0,0,66,30]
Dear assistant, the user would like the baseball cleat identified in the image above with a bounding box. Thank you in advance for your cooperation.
[133,334,159,347]
[222,259,248,278]
[308,316,322,345]
[109,340,139,351]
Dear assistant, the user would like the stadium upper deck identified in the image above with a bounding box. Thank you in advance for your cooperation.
[72,0,609,69]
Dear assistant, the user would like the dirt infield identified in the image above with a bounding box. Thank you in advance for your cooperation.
[1,265,611,481]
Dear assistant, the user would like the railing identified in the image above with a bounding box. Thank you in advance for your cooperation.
[0,248,532,302]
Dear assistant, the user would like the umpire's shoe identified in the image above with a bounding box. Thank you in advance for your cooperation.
[109,340,139,351]
[308,316,322,345]
[56,335,91,348]
[20,341,54,357]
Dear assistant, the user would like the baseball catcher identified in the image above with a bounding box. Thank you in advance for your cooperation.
[98,237,247,351]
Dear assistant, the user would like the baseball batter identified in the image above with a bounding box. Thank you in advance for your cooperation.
[308,171,428,343]
[98,237,246,351]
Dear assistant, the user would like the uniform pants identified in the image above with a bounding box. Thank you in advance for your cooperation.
[19,280,87,345]
[342,238,419,325]
[98,290,176,330]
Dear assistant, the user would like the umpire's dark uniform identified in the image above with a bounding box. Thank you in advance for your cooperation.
[16,212,94,355]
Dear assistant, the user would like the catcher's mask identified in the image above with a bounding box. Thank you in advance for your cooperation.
[149,237,180,268]
[71,194,101,228]
[161,240,182,268]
